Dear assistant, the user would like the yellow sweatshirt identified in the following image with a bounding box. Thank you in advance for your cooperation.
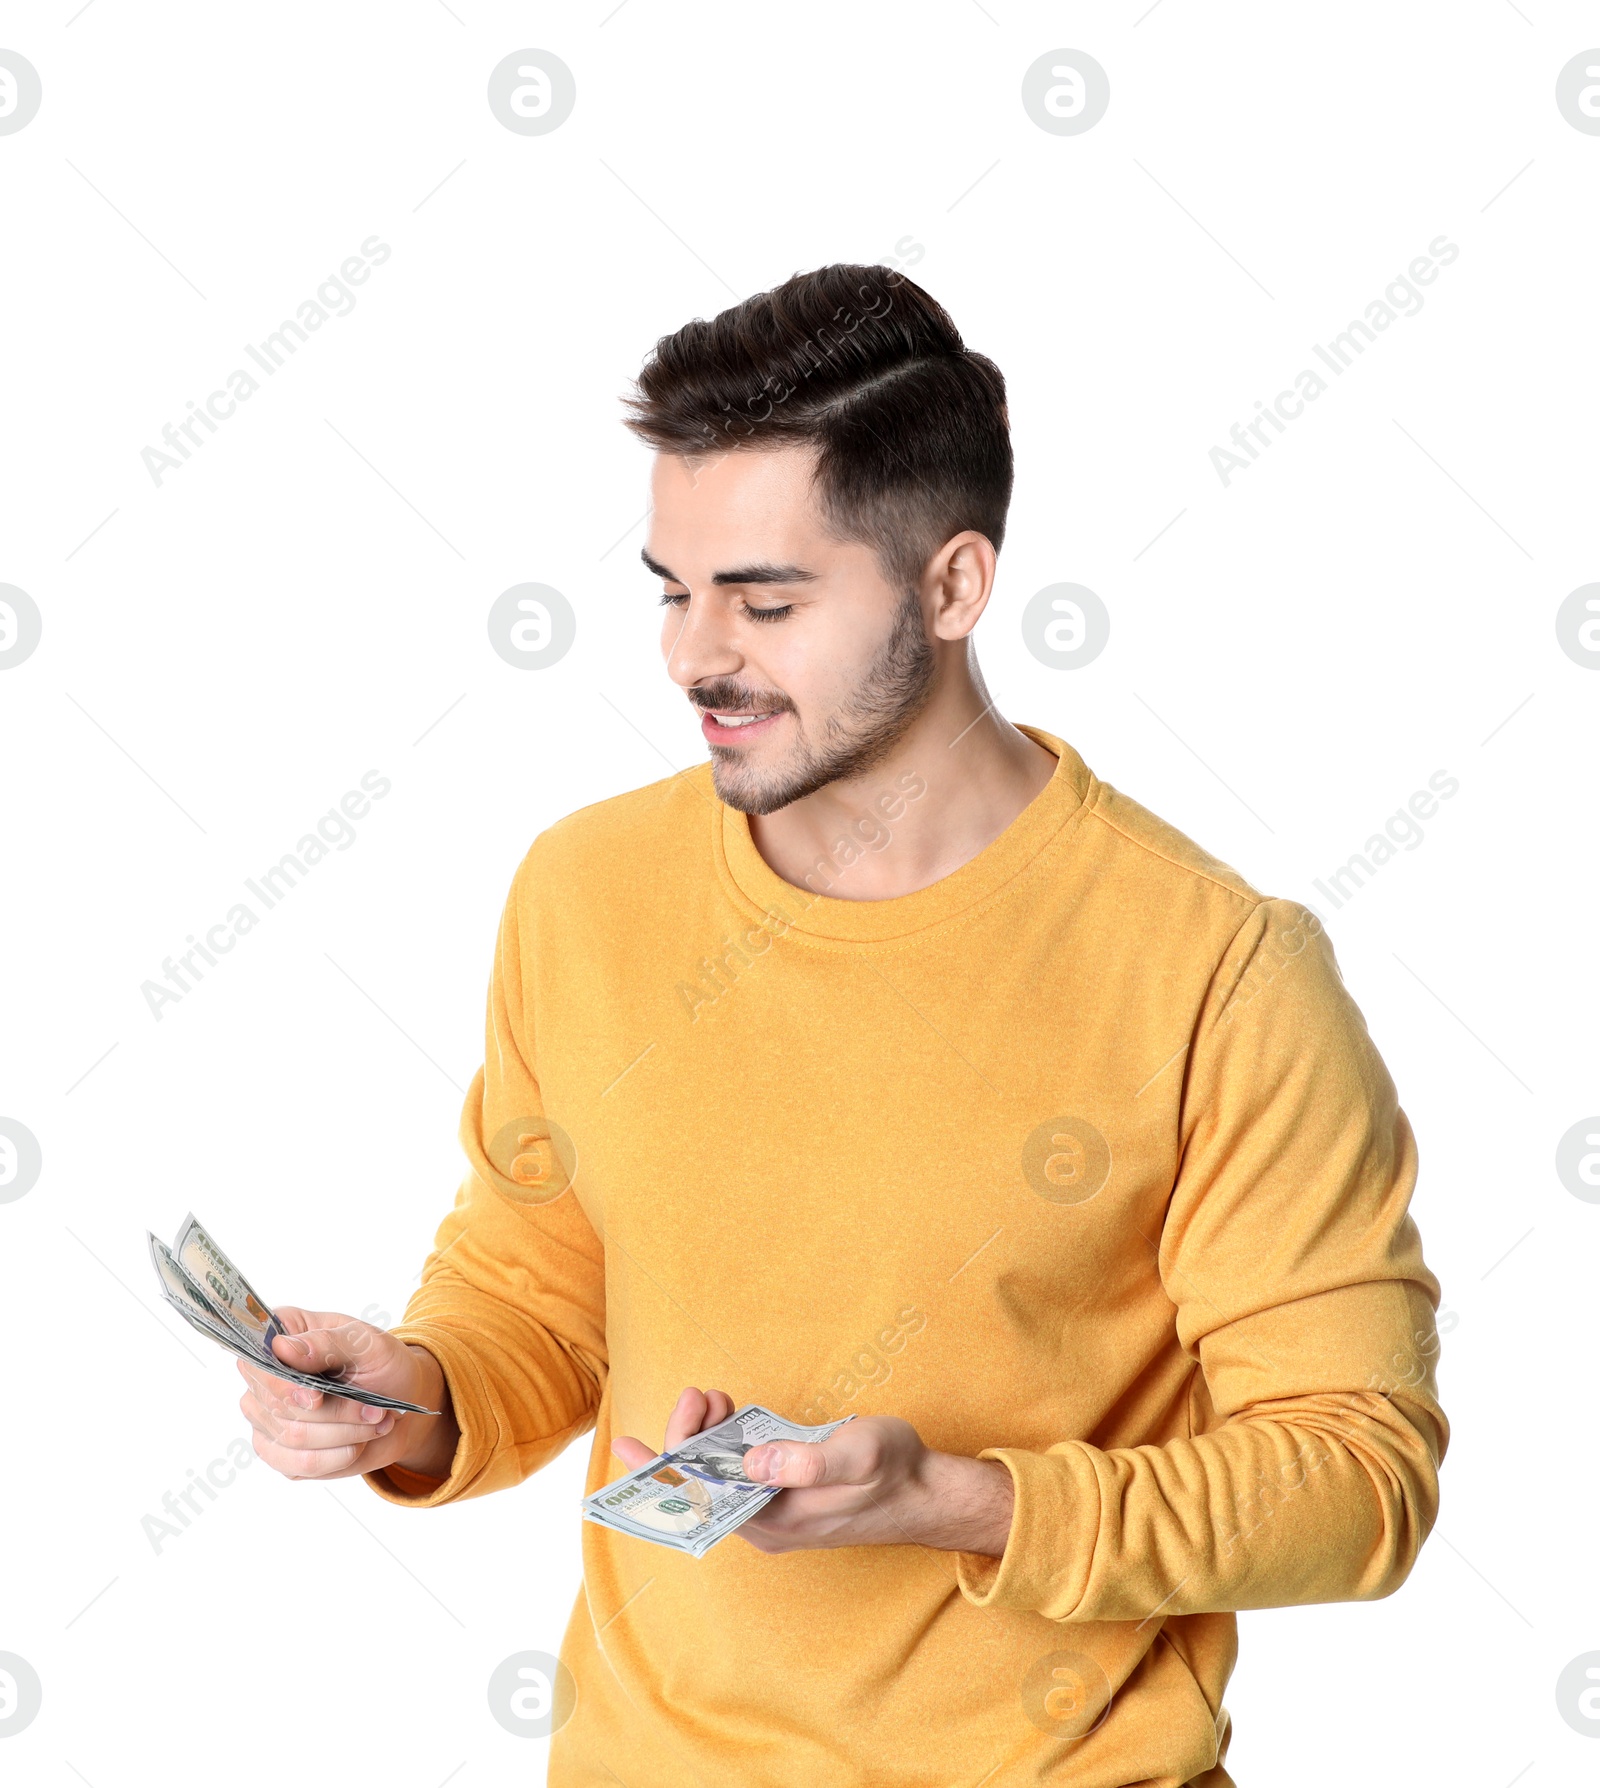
[369,726,1446,1787]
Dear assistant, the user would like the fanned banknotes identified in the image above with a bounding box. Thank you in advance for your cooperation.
[147,1214,434,1414]
[583,1405,855,1557]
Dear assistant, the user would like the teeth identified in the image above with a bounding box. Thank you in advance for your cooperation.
[713,712,768,727]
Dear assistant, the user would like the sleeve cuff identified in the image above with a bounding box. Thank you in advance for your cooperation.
[955,1443,1104,1619]
[362,1323,498,1509]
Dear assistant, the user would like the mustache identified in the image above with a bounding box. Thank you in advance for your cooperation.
[688,683,793,716]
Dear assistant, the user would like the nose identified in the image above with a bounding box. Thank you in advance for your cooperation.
[662,594,745,691]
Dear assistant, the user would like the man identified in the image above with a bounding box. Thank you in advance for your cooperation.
[240,264,1447,1785]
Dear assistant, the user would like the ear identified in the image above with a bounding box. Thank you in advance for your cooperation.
[925,531,998,642]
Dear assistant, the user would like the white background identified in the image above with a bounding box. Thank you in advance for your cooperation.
[1,3,1596,1784]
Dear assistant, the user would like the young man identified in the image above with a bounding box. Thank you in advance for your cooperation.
[239,265,1447,1785]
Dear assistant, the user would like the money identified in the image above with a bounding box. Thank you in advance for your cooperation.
[174,1213,284,1353]
[583,1405,855,1557]
[147,1219,434,1414]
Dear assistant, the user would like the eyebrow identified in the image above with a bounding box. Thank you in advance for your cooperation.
[640,548,818,588]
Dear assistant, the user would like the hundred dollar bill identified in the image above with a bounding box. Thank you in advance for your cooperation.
[174,1212,284,1352]
[583,1405,854,1558]
[147,1227,433,1414]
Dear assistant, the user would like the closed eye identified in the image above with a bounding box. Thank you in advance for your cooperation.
[657,589,794,623]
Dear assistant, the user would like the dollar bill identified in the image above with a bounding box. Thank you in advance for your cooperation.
[583,1405,855,1558]
[147,1225,433,1414]
[174,1213,284,1352]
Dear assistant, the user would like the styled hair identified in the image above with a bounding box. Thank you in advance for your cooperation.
[621,263,1013,594]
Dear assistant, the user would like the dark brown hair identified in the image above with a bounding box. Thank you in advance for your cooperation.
[622,263,1013,595]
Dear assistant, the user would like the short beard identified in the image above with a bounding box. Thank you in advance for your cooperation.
[708,588,937,816]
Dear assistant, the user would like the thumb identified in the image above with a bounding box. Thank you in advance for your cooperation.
[744,1439,834,1489]
[271,1312,387,1378]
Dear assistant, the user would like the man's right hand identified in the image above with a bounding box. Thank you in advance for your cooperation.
[238,1306,460,1484]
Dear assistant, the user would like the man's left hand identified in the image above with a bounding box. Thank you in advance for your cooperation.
[611,1387,1015,1557]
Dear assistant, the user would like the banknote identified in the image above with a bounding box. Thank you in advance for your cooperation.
[583,1405,855,1557]
[147,1224,434,1414]
[174,1213,284,1352]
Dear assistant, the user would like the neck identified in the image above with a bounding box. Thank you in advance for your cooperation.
[748,661,1059,902]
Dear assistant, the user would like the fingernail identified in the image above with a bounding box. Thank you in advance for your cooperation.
[361,1404,384,1423]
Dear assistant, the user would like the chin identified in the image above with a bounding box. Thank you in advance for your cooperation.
[709,754,805,817]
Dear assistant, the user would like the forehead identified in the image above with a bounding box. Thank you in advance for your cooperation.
[645,444,825,559]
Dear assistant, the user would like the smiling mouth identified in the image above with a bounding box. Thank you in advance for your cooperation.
[697,704,787,742]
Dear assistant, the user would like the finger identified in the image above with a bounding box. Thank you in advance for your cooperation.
[701,1388,734,1431]
[234,1356,389,1425]
[662,1387,710,1452]
[610,1434,658,1470]
[250,1426,368,1479]
[242,1391,394,1450]
[236,1355,324,1407]
[744,1439,829,1487]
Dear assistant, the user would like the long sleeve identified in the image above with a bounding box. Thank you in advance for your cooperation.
[366,850,607,1508]
[957,896,1448,1621]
